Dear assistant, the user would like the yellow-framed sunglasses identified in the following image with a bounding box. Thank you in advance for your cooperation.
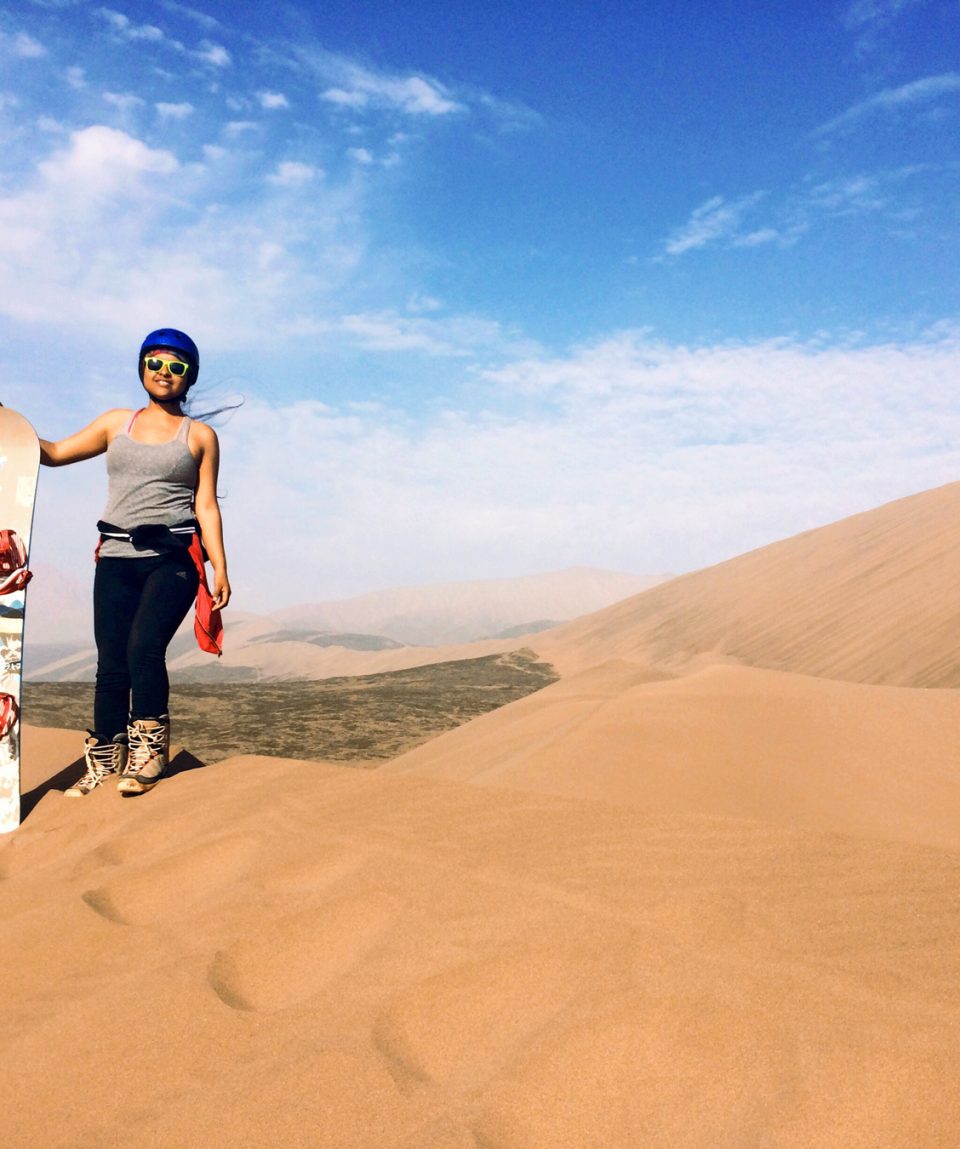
[143,355,191,377]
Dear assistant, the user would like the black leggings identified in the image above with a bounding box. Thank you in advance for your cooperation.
[93,554,199,740]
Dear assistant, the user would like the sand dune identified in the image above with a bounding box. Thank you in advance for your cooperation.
[386,660,960,850]
[536,481,960,686]
[7,483,960,1145]
[4,729,960,1147]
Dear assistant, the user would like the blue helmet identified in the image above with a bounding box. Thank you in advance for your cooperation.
[139,328,199,384]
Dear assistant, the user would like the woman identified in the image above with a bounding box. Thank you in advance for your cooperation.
[40,328,230,796]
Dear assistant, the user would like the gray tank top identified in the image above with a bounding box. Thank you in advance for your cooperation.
[99,412,198,558]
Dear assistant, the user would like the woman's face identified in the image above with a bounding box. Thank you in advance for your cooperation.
[141,349,193,402]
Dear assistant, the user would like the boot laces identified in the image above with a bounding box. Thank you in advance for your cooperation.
[128,722,168,772]
[81,740,122,784]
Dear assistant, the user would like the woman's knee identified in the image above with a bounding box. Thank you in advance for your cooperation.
[95,664,130,695]
[127,638,167,675]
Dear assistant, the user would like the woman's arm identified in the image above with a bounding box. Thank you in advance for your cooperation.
[40,409,129,467]
[192,422,231,610]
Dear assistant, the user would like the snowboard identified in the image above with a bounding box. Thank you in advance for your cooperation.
[0,407,40,833]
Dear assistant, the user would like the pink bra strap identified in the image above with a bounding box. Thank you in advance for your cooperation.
[125,409,143,434]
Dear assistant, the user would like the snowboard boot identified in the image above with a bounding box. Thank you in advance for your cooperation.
[118,717,170,795]
[65,733,128,797]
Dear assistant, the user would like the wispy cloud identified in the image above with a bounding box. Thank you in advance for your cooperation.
[103,91,145,112]
[197,41,230,67]
[158,0,221,32]
[805,172,889,213]
[267,160,319,187]
[662,193,766,257]
[732,227,786,248]
[814,72,960,136]
[321,66,464,116]
[661,162,940,259]
[258,90,289,110]
[95,8,165,43]
[475,92,544,133]
[156,101,194,120]
[286,42,539,128]
[845,0,923,30]
[845,0,925,55]
[9,31,48,58]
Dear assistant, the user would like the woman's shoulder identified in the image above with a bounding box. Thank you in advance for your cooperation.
[187,416,218,441]
[185,416,219,458]
[100,408,137,439]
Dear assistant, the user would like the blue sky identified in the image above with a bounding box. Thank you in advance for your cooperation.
[1,0,959,609]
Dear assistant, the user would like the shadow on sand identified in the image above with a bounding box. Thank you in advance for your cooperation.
[20,748,209,821]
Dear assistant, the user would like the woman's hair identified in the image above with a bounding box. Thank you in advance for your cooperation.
[183,388,244,425]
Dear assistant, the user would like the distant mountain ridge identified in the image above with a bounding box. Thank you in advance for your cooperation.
[26,566,666,682]
[268,567,665,646]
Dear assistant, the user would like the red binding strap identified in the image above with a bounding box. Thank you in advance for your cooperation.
[0,567,31,596]
[0,691,18,740]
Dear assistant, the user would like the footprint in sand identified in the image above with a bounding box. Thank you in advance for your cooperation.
[372,944,607,1087]
[208,890,398,1012]
[80,886,126,923]
[72,838,132,877]
[79,832,262,925]
[472,990,790,1148]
